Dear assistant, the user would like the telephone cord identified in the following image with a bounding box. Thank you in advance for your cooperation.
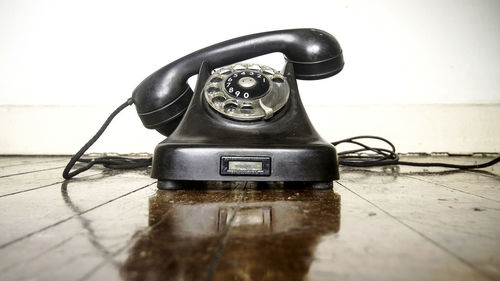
[62,98,152,180]
[62,99,500,179]
[332,136,500,169]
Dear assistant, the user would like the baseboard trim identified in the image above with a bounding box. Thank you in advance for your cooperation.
[1,104,499,154]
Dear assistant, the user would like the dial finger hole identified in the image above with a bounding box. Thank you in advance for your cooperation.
[223,102,238,112]
[211,95,226,104]
[248,64,260,71]
[261,66,275,75]
[210,77,222,83]
[272,77,284,83]
[240,104,254,114]
[233,65,246,70]
[207,87,220,94]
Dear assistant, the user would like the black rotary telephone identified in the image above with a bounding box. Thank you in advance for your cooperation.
[62,28,500,186]
[131,28,344,189]
[63,28,345,189]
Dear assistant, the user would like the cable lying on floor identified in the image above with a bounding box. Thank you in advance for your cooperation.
[332,136,500,169]
[61,98,151,180]
[62,99,500,180]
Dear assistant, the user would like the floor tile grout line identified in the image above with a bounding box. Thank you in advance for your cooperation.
[396,216,500,241]
[0,235,76,274]
[0,158,68,169]
[78,182,235,281]
[78,184,222,281]
[0,182,64,198]
[61,180,131,268]
[77,236,134,281]
[404,175,500,204]
[77,189,165,281]
[0,182,155,250]
[0,165,67,179]
[203,183,247,281]
[0,172,104,199]
[335,180,496,281]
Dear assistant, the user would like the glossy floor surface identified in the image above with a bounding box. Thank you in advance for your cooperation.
[0,156,499,281]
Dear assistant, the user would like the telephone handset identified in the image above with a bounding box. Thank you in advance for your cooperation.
[137,28,344,189]
[133,28,343,136]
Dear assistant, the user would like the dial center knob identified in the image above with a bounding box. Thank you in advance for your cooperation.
[238,77,257,88]
[224,71,269,100]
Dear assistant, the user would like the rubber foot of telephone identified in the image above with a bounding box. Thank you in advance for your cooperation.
[310,181,334,189]
[283,181,333,189]
[157,180,188,190]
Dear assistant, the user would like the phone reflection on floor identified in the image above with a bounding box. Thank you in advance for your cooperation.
[120,187,341,281]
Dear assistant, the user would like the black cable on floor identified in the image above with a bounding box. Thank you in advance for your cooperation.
[62,98,152,180]
[62,100,500,180]
[332,136,500,169]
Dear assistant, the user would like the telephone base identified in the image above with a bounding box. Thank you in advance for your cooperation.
[152,141,339,187]
[157,180,333,190]
[151,62,339,190]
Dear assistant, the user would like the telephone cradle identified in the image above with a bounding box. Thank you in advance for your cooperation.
[132,29,344,189]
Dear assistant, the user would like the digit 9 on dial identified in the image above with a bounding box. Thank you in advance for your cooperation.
[203,64,290,121]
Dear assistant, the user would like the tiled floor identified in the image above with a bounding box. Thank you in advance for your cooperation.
[0,156,499,281]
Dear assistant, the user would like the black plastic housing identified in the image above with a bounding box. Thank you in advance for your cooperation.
[152,62,339,189]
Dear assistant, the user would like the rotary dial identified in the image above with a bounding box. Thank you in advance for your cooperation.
[203,64,290,121]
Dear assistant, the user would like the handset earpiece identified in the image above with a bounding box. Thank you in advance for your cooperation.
[133,28,343,136]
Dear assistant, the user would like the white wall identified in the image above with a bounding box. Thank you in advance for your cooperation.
[0,0,499,154]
